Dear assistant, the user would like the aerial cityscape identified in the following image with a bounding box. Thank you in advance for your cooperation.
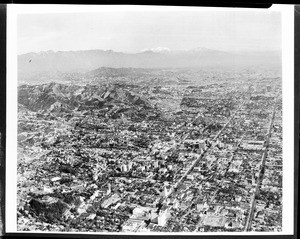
[17,64,282,233]
[16,9,283,233]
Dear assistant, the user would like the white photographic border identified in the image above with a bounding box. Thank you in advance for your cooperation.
[6,4,295,235]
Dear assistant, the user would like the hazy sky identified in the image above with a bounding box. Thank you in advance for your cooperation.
[18,10,281,55]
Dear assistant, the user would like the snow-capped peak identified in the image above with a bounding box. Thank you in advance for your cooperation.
[141,47,171,53]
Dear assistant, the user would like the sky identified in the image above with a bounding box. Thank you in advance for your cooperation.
[17,10,281,55]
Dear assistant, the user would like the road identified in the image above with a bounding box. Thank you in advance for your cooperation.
[166,102,244,198]
[244,95,278,231]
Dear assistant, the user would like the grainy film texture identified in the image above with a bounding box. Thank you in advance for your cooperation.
[16,9,282,233]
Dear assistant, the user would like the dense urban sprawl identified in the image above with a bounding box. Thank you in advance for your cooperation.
[17,67,282,232]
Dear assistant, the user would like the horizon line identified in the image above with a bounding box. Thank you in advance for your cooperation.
[18,47,282,56]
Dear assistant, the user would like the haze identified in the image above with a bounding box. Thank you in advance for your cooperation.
[18,10,281,55]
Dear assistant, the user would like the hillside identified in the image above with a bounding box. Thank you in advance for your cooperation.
[18,49,281,83]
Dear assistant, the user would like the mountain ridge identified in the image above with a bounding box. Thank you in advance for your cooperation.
[19,47,281,56]
[18,48,281,82]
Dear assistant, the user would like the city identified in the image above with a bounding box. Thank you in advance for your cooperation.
[16,67,282,232]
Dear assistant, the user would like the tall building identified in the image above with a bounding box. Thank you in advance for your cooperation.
[128,162,133,171]
[162,186,171,197]
[158,206,170,226]
[199,140,206,150]
[107,183,111,195]
[140,165,146,172]
[121,164,128,172]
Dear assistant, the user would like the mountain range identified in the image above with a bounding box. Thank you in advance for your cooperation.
[18,48,281,82]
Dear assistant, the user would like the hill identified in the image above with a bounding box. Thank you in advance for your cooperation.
[18,48,281,82]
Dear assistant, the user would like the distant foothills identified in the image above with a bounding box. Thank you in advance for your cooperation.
[18,47,281,82]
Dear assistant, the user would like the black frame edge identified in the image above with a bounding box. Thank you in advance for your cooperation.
[0,3,6,238]
[294,5,299,239]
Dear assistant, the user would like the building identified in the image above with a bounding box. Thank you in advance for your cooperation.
[128,162,133,171]
[121,164,128,172]
[161,185,172,198]
[159,168,168,174]
[199,140,206,150]
[122,218,146,232]
[98,183,111,195]
[157,205,170,226]
[184,139,206,152]
[101,194,121,208]
[139,165,146,172]
[107,183,111,195]
[132,206,152,219]
[202,215,226,227]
